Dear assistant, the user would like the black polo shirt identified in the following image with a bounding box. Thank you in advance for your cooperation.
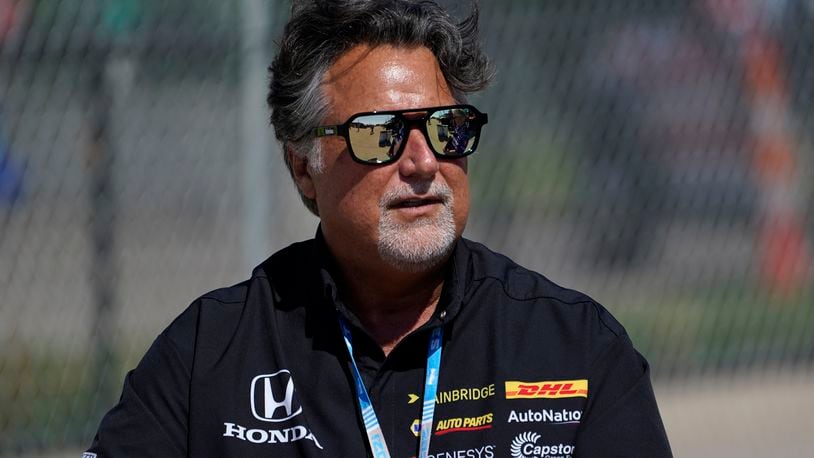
[86,233,672,457]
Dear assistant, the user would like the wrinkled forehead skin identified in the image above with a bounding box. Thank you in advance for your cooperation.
[321,45,456,124]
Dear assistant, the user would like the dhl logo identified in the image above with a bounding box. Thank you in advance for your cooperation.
[505,379,588,399]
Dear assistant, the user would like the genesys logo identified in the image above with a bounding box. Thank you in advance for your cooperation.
[222,370,322,449]
[407,383,496,405]
[411,413,494,437]
[510,432,575,458]
[508,408,582,425]
[426,445,496,458]
[505,380,588,399]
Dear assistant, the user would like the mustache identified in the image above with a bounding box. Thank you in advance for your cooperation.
[379,181,454,208]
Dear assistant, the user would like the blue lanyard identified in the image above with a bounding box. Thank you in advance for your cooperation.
[337,314,443,458]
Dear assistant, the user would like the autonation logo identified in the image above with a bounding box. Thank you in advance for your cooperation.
[510,432,574,458]
[507,409,581,425]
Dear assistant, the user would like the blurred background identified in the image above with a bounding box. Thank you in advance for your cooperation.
[1,0,812,456]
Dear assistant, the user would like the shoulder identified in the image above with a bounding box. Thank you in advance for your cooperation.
[460,238,627,340]
[154,280,251,374]
[159,239,317,371]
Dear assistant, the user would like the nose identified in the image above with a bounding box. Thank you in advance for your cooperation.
[398,128,439,178]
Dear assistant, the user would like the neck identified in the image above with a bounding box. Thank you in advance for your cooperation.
[334,256,447,356]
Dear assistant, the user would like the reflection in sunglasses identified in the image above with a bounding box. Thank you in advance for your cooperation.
[314,105,487,164]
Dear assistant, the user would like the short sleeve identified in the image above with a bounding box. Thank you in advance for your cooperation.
[574,334,672,457]
[84,331,191,457]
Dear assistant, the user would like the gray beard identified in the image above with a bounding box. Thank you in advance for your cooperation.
[376,183,457,273]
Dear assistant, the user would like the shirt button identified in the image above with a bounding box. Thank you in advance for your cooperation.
[439,310,447,320]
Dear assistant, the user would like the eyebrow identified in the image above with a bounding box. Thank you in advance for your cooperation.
[402,110,431,120]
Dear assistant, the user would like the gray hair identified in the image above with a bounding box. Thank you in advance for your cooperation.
[267,0,494,215]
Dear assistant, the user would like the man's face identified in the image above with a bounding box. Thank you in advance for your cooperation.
[295,45,470,272]
[453,112,465,127]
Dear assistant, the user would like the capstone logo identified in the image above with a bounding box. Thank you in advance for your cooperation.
[507,409,581,425]
[510,432,574,458]
[223,422,323,449]
[251,370,302,422]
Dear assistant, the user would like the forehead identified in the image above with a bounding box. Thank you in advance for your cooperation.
[322,45,456,122]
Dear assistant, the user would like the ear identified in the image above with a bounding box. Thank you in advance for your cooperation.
[287,147,317,200]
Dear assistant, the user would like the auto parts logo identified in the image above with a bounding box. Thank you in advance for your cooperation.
[510,432,575,458]
[505,379,588,399]
[250,370,303,422]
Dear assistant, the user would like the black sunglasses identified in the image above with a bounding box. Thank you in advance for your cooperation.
[314,104,488,165]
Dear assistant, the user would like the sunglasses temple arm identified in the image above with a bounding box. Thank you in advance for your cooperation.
[315,125,342,137]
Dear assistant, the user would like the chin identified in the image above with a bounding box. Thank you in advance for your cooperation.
[377,208,458,273]
[379,244,454,273]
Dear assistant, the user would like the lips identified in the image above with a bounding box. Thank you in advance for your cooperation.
[379,182,454,212]
[389,196,444,209]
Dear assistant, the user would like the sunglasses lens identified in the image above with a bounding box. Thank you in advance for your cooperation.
[347,114,405,163]
[427,107,479,157]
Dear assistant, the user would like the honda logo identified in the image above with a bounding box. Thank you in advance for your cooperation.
[250,370,303,422]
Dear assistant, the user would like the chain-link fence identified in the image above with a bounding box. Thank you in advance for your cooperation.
[1,0,812,456]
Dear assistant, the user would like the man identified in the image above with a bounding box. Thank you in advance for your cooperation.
[443,109,471,155]
[86,1,672,457]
